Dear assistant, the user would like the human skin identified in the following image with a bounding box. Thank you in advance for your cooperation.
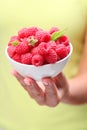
[11,29,87,107]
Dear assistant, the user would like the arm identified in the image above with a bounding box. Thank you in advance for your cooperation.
[62,30,87,104]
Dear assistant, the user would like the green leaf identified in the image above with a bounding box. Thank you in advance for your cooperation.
[27,36,38,46]
[51,29,66,41]
[11,40,19,46]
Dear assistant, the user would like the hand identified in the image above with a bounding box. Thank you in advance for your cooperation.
[11,70,69,107]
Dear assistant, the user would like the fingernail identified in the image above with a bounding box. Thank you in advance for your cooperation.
[43,81,49,86]
[24,79,31,86]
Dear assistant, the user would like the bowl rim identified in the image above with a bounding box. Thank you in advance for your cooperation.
[5,43,73,68]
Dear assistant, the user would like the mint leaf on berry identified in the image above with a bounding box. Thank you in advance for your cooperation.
[11,40,19,46]
[27,36,38,46]
[51,29,66,41]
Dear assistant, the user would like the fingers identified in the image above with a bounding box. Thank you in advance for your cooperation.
[12,70,45,105]
[11,70,68,107]
[42,73,69,107]
[42,78,59,107]
[24,78,45,105]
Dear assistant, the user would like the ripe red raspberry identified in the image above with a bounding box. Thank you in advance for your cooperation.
[45,49,58,64]
[7,45,16,58]
[16,39,31,54]
[67,45,70,54]
[27,36,39,47]
[8,36,19,46]
[38,42,48,55]
[26,27,39,36]
[10,36,19,42]
[12,53,21,62]
[35,30,51,42]
[18,27,39,39]
[59,35,69,46]
[18,28,27,39]
[47,41,56,50]
[56,44,68,59]
[30,47,39,56]
[49,27,59,34]
[32,54,44,66]
[21,53,32,64]
[38,41,57,55]
[55,39,60,45]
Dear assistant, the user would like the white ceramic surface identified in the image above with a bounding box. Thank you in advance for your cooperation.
[5,43,73,81]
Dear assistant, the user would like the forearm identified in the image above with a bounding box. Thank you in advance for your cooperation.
[62,74,87,105]
[62,30,87,105]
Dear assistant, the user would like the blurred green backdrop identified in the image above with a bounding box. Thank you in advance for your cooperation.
[0,0,87,130]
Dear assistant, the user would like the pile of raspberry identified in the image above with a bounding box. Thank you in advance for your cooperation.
[7,26,70,66]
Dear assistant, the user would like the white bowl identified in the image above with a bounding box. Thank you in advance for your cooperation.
[5,43,73,81]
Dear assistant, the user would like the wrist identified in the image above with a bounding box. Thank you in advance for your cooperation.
[61,75,87,105]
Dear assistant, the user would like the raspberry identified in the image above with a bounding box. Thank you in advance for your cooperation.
[67,45,70,54]
[59,35,69,46]
[10,36,19,42]
[45,49,57,64]
[8,36,19,46]
[27,36,38,47]
[56,44,68,59]
[32,54,44,66]
[55,39,60,45]
[21,53,32,64]
[47,41,56,50]
[30,47,39,55]
[49,27,59,34]
[38,42,48,55]
[16,39,30,54]
[12,53,21,62]
[35,30,51,42]
[18,27,39,39]
[26,27,39,36]
[38,41,57,55]
[18,28,27,39]
[7,45,16,57]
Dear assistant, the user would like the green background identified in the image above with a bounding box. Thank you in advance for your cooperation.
[0,0,87,130]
